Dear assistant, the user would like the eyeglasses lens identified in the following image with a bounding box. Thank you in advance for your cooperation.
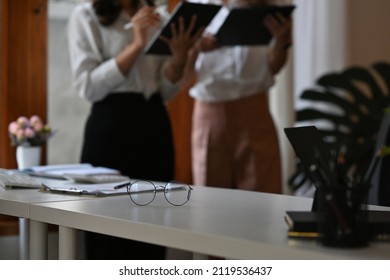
[165,182,191,206]
[129,181,156,205]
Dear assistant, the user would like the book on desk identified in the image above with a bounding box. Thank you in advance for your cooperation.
[0,164,130,190]
[26,163,130,183]
[285,210,390,238]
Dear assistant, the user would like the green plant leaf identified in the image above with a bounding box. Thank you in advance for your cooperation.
[289,61,390,192]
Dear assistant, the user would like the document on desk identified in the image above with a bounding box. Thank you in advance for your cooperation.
[26,163,126,183]
[28,163,94,173]
[29,163,119,175]
[40,181,130,196]
[41,181,187,196]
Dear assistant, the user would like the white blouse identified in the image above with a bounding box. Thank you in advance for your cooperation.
[67,2,180,103]
[189,5,275,102]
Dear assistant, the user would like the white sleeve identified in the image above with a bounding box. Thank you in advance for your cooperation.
[67,6,126,103]
[160,73,182,101]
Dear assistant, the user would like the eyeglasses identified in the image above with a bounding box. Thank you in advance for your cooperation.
[124,180,193,206]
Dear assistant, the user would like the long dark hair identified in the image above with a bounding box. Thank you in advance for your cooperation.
[92,0,121,26]
[92,0,132,26]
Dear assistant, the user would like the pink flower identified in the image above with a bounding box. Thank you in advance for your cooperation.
[32,121,43,131]
[16,129,24,140]
[30,115,41,125]
[8,121,20,134]
[30,115,45,131]
[24,127,36,138]
[17,116,29,126]
[8,115,55,147]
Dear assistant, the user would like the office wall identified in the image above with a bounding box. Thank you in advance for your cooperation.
[346,0,390,65]
[47,1,90,165]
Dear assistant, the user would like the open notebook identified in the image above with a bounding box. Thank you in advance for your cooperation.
[145,2,295,54]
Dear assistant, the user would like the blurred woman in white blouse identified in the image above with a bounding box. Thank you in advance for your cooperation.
[188,0,293,194]
[68,0,202,260]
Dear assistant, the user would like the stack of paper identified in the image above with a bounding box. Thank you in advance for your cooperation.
[40,181,130,196]
[27,163,129,183]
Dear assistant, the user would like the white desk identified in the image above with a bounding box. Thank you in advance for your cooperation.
[29,186,390,259]
[0,185,98,259]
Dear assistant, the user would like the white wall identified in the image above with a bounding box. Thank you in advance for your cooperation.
[47,0,90,165]
[346,0,390,65]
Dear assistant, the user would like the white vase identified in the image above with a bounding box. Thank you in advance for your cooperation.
[16,146,42,170]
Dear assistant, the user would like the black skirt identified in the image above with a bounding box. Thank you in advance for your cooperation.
[81,92,174,181]
[81,92,174,260]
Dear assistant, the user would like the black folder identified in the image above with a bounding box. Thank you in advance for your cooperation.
[145,3,295,55]
[144,2,222,55]
[284,126,333,190]
[215,5,295,46]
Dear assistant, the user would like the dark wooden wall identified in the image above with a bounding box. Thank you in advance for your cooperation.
[0,0,48,235]
[0,0,48,169]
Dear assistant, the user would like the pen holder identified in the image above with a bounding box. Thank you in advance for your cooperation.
[316,186,369,248]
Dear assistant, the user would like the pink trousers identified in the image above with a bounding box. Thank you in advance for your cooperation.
[191,92,282,194]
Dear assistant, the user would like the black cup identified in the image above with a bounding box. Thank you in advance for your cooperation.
[316,187,369,248]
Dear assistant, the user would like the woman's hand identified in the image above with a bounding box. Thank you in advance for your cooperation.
[264,13,292,75]
[116,7,160,75]
[196,33,219,52]
[160,15,204,80]
[264,12,292,51]
[131,6,161,49]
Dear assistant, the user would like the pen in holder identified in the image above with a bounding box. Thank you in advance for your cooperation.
[316,185,369,248]
[310,151,371,247]
[315,144,386,247]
